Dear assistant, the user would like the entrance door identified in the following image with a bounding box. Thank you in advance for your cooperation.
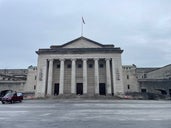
[99,83,106,95]
[54,83,59,95]
[76,83,83,95]
[169,89,171,96]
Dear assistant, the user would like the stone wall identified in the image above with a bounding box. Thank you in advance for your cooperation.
[0,67,37,95]
[64,60,72,94]
[24,66,37,93]
[137,65,171,96]
[147,64,171,79]
[36,53,124,97]
[136,68,159,79]
[0,69,27,92]
[0,81,25,92]
[122,65,139,93]
[87,59,95,95]
[1,63,171,98]
[139,79,171,96]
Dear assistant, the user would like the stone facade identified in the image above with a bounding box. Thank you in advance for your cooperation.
[137,65,171,96]
[121,64,171,96]
[24,66,37,94]
[0,66,37,95]
[146,64,171,79]
[1,37,171,98]
[1,63,170,97]
[35,37,124,97]
[0,69,27,92]
[122,65,139,93]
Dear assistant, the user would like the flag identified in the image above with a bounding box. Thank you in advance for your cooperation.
[82,17,85,24]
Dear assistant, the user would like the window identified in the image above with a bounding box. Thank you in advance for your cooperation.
[169,89,171,96]
[141,89,146,93]
[67,64,71,68]
[144,74,147,78]
[35,76,37,80]
[127,85,130,89]
[78,64,82,68]
[89,64,93,68]
[99,64,104,68]
[34,85,36,90]
[57,64,60,68]
[127,75,129,79]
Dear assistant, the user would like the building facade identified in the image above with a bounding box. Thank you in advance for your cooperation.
[0,66,37,96]
[122,65,139,93]
[137,64,171,96]
[1,37,170,99]
[24,66,37,95]
[0,69,27,92]
[35,37,124,97]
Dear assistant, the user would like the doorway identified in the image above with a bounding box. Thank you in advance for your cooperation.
[169,89,171,96]
[76,83,83,95]
[54,83,59,95]
[99,83,106,95]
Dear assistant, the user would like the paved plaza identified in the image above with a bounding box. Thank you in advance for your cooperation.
[0,99,171,128]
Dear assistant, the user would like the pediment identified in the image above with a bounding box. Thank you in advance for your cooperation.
[62,37,103,48]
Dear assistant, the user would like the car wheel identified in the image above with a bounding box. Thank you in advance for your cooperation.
[1,101,5,104]
[10,100,13,104]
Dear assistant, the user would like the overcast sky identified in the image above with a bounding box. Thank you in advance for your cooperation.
[0,0,171,69]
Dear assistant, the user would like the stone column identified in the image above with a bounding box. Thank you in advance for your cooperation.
[94,58,99,94]
[47,59,53,96]
[106,58,112,94]
[44,60,48,97]
[83,58,87,94]
[71,59,76,94]
[59,59,65,94]
[112,58,116,95]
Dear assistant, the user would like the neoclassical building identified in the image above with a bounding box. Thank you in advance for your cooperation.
[35,37,124,97]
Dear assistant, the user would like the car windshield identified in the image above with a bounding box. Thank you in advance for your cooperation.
[0,90,12,96]
[4,93,13,97]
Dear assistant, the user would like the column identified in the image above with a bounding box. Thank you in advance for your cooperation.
[71,59,76,94]
[47,59,53,96]
[83,58,87,94]
[44,60,48,96]
[59,59,64,94]
[40,59,48,97]
[112,58,116,94]
[106,58,112,94]
[94,58,99,94]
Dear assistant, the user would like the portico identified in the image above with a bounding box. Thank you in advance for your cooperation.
[36,37,124,97]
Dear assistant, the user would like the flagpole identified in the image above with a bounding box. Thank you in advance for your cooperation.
[81,17,85,37]
[81,19,83,36]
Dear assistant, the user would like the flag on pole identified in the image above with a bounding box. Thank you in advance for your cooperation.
[82,17,85,24]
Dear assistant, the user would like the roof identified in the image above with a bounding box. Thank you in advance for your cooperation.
[36,36,123,54]
[50,36,115,48]
[61,36,104,48]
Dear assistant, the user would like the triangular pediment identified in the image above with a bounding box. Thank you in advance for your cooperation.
[62,37,103,48]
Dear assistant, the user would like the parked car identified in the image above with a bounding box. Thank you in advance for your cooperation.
[0,90,13,101]
[1,92,23,104]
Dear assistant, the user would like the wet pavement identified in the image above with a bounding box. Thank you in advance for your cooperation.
[0,99,171,128]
